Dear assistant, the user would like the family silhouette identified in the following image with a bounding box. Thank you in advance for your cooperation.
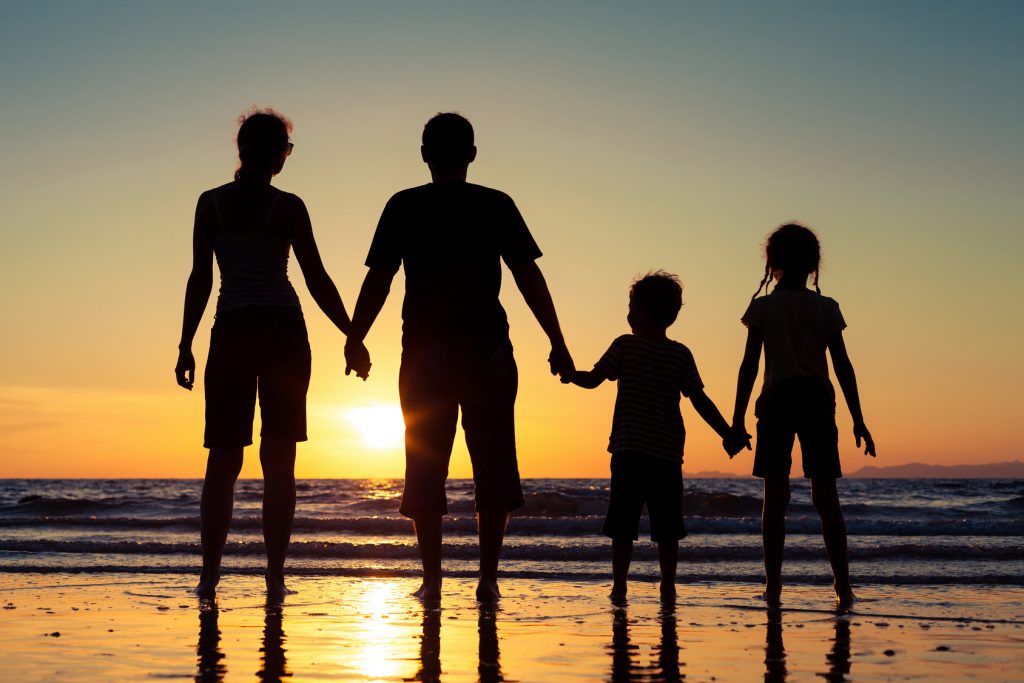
[176,108,875,613]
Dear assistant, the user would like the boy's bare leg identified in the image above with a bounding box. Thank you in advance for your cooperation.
[657,540,678,602]
[761,477,790,606]
[196,447,244,599]
[811,478,855,608]
[611,538,632,603]
[413,514,443,601]
[476,508,508,603]
[260,436,297,600]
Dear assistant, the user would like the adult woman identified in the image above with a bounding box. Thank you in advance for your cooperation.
[175,109,364,599]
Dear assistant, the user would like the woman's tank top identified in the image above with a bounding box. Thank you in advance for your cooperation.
[210,186,302,314]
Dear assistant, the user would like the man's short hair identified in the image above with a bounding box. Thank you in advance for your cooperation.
[629,271,683,327]
[422,113,475,165]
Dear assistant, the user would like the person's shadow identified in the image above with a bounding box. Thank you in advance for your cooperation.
[410,606,442,682]
[257,602,290,681]
[195,603,226,682]
[764,610,787,683]
[608,604,682,682]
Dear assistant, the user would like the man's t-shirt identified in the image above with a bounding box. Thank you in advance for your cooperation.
[365,183,542,347]
[741,288,846,399]
[594,334,704,463]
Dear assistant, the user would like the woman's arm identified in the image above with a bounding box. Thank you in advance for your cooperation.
[731,326,763,432]
[175,194,215,390]
[828,332,876,456]
[289,196,352,336]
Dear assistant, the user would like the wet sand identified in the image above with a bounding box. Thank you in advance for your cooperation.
[1,573,1021,682]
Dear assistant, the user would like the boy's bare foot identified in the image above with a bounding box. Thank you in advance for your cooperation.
[475,578,500,604]
[413,578,442,602]
[659,580,676,603]
[609,584,627,605]
[761,582,782,608]
[194,571,218,600]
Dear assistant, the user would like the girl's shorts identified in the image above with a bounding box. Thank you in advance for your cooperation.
[753,378,841,479]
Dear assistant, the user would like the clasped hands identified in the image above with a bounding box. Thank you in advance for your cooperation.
[344,339,371,381]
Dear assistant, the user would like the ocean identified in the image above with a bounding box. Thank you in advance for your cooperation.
[1,478,1021,586]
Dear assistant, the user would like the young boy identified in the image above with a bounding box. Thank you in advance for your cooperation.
[563,271,748,602]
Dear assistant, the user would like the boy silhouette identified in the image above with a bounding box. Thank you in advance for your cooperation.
[345,113,574,602]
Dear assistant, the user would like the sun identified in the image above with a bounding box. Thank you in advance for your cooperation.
[345,404,405,449]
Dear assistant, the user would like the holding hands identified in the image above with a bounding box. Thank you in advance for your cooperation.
[344,339,372,381]
[723,424,752,459]
[548,340,575,381]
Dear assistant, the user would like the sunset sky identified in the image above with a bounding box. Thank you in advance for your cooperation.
[1,1,1021,478]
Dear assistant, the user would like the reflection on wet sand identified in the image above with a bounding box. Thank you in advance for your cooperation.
[478,605,506,683]
[195,603,226,682]
[764,610,787,683]
[820,618,852,682]
[411,606,442,682]
[258,603,290,682]
[608,603,682,682]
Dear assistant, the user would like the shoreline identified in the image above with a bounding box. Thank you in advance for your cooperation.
[1,573,1021,682]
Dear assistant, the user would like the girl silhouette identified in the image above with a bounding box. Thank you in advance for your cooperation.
[176,109,363,599]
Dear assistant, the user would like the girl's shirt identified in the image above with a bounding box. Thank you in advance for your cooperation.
[594,334,704,463]
[742,288,845,398]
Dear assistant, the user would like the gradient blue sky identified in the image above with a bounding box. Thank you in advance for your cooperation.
[1,1,1021,477]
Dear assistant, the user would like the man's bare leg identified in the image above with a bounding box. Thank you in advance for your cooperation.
[477,508,508,603]
[413,514,443,601]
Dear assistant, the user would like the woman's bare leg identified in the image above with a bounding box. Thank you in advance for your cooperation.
[260,436,296,599]
[196,447,244,598]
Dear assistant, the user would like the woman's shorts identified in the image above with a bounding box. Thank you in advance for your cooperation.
[753,377,841,479]
[602,451,687,542]
[203,306,311,448]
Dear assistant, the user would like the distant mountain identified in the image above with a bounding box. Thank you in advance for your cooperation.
[847,461,1024,479]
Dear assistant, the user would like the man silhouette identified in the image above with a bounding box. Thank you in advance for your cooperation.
[345,113,574,602]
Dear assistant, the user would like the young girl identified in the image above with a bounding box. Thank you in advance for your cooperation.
[731,223,875,609]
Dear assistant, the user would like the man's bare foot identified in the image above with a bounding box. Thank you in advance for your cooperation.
[659,580,676,603]
[475,578,500,604]
[609,584,627,605]
[835,584,856,611]
[761,583,782,609]
[265,572,295,602]
[413,578,442,602]
[194,571,218,600]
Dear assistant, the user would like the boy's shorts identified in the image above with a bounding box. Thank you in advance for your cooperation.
[753,377,841,479]
[603,451,687,542]
[398,340,524,518]
[204,306,311,448]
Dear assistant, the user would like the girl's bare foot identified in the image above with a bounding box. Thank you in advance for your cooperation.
[194,571,219,600]
[761,582,782,608]
[265,571,295,602]
[835,583,856,611]
[609,583,627,605]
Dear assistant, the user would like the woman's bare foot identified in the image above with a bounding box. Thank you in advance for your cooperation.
[834,583,856,611]
[761,582,782,608]
[609,583,627,605]
[475,578,500,604]
[413,578,442,602]
[194,570,219,600]
[659,580,676,603]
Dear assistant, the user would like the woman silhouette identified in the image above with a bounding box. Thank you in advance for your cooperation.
[176,109,364,599]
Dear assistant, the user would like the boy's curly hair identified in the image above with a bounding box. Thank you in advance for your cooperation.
[629,271,683,327]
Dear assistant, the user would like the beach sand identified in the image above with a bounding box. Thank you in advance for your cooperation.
[1,573,1021,682]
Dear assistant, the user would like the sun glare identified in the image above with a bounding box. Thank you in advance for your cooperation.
[345,405,406,449]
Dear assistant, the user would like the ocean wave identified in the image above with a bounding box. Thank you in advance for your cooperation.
[3,538,1020,562]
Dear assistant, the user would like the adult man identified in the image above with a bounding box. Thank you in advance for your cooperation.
[345,113,574,602]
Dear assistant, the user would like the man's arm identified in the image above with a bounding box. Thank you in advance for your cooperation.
[344,264,399,378]
[508,260,574,377]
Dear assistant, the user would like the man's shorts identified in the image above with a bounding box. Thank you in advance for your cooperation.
[602,451,687,543]
[753,377,841,479]
[204,306,311,448]
[398,340,524,518]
